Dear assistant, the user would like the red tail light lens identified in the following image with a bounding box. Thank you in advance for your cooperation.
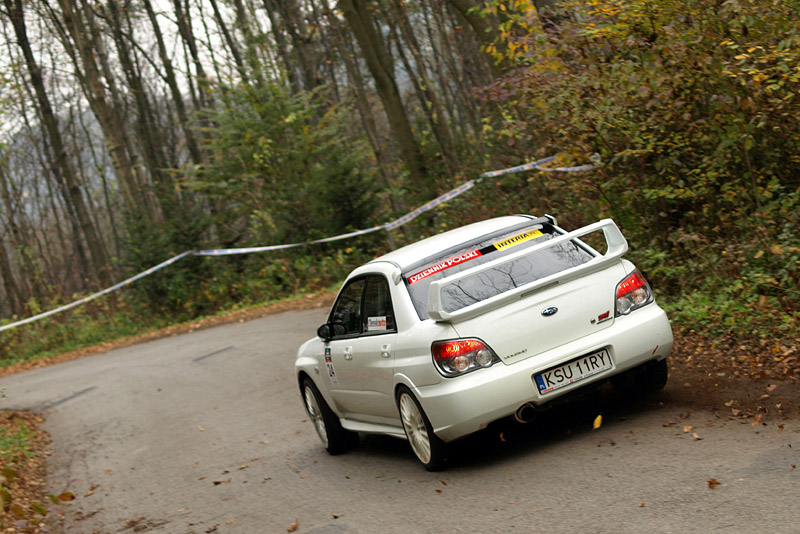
[432,338,499,377]
[615,270,653,316]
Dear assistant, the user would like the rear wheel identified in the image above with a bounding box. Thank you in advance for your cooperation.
[612,358,668,397]
[302,377,357,455]
[396,387,446,471]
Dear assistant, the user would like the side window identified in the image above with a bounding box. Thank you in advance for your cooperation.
[330,278,366,336]
[362,276,397,334]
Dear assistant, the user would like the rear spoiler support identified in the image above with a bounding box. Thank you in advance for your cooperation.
[427,219,628,322]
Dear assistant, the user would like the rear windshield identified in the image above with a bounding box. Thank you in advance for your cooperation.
[403,221,595,319]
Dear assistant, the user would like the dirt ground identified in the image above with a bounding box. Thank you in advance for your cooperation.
[1,292,797,533]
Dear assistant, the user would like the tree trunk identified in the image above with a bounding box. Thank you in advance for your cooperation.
[4,0,111,286]
[388,0,457,173]
[207,0,249,83]
[142,0,204,165]
[316,0,397,208]
[444,0,502,76]
[338,0,426,189]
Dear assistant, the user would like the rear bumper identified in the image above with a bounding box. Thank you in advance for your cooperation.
[412,303,673,442]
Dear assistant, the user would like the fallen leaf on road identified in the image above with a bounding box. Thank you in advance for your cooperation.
[205,524,218,533]
[692,432,702,440]
[683,425,693,433]
[105,469,113,475]
[238,465,249,470]
[287,519,299,532]
[751,414,763,426]
[708,478,721,490]
[332,513,343,519]
[212,479,231,485]
[198,426,205,432]
[124,517,145,528]
[766,384,777,392]
[84,484,99,497]
[724,400,735,407]
[593,415,603,430]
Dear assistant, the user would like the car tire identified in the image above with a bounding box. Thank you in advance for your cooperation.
[302,377,358,455]
[396,386,447,471]
[612,357,669,397]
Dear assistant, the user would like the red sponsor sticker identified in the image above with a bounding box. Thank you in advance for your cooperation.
[407,250,483,285]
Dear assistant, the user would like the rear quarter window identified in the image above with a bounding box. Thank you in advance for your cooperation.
[403,222,594,319]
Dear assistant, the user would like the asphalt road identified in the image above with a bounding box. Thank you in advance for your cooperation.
[1,308,798,533]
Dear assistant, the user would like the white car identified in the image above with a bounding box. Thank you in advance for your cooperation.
[296,215,673,470]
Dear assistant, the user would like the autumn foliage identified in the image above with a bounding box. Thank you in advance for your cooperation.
[476,0,799,345]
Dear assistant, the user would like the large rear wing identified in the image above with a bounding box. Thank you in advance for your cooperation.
[427,219,628,322]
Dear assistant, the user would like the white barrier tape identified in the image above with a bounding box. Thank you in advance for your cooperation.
[0,155,598,332]
[537,163,599,172]
[479,155,558,179]
[194,225,386,256]
[0,252,193,333]
[383,180,477,231]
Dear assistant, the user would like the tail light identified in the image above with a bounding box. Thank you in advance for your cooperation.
[615,270,653,316]
[432,338,499,377]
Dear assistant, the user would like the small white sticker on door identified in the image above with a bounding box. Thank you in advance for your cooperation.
[367,316,387,331]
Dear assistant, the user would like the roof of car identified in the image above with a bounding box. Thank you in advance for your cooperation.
[371,215,535,270]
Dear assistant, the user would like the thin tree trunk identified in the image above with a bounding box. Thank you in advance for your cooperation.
[5,0,111,286]
[207,0,249,83]
[263,0,301,92]
[338,0,426,189]
[143,0,204,165]
[388,0,457,173]
[0,233,24,316]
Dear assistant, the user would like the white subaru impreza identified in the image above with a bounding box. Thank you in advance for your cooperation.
[296,215,673,470]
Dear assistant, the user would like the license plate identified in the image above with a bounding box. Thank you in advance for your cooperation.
[535,349,613,394]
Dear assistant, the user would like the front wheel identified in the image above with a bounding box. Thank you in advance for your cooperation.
[396,387,447,471]
[302,377,357,455]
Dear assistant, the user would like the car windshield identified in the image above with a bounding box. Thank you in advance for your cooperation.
[403,221,595,319]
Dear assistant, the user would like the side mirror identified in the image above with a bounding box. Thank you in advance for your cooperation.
[317,323,347,341]
[317,324,332,341]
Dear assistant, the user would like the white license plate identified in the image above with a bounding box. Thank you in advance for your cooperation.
[535,349,613,394]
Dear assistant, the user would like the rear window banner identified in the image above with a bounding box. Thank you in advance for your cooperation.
[367,316,387,331]
[407,250,483,285]
[491,229,543,251]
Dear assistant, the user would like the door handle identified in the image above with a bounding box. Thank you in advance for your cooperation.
[381,343,391,358]
[343,346,353,360]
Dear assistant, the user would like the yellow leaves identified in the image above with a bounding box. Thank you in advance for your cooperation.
[592,414,603,430]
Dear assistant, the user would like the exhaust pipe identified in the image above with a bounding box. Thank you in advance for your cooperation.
[513,402,537,424]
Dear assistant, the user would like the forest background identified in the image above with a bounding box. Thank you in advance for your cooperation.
[0,0,797,367]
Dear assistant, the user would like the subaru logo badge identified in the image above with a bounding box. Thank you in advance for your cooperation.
[541,306,558,317]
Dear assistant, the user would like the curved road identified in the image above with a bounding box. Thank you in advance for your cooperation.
[1,308,798,533]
